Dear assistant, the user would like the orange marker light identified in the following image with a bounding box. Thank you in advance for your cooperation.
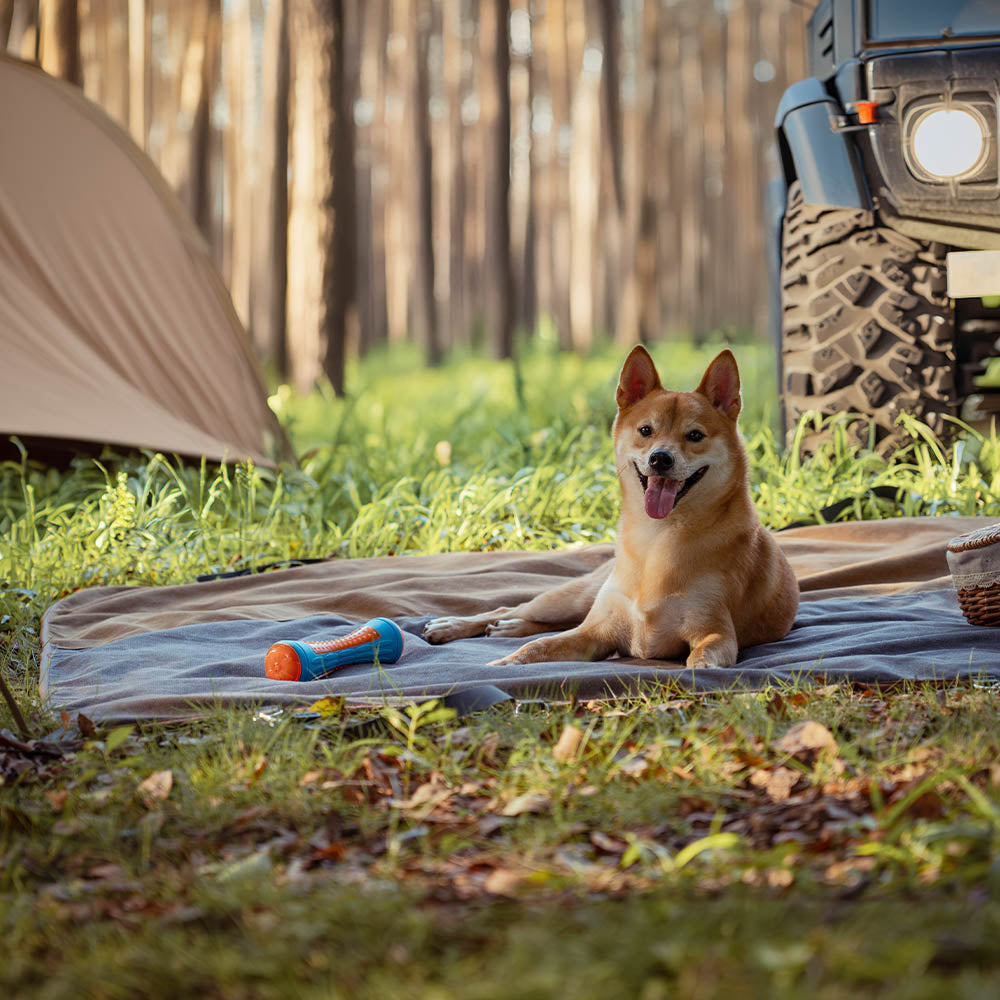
[854,101,879,125]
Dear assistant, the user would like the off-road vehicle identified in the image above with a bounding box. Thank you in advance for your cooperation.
[772,0,1000,450]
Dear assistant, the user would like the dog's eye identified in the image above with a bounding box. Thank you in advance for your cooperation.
[686,429,705,442]
[638,425,653,437]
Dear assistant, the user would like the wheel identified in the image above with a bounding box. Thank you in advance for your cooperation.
[779,180,958,453]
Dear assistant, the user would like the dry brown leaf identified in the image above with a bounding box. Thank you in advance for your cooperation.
[478,733,500,763]
[251,755,268,783]
[589,830,627,855]
[501,790,551,816]
[774,720,838,758]
[87,862,128,881]
[391,780,453,815]
[44,789,68,811]
[137,769,173,805]
[477,815,510,837]
[483,867,527,896]
[552,724,583,764]
[750,766,800,802]
[616,755,649,778]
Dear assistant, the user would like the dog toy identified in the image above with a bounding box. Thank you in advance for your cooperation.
[265,617,405,681]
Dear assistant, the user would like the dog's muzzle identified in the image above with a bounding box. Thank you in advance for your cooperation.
[634,462,709,518]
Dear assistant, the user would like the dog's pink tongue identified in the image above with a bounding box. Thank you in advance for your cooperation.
[644,477,681,519]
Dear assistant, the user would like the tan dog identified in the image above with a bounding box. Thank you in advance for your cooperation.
[424,346,798,667]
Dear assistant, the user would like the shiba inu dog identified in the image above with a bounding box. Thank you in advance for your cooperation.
[424,346,798,668]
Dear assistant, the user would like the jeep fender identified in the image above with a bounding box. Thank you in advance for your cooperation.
[775,77,871,213]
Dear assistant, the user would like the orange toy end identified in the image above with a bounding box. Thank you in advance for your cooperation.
[265,642,302,681]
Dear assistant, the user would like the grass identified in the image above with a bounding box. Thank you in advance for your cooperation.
[3,337,1000,998]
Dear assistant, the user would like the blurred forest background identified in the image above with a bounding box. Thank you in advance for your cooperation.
[2,0,812,394]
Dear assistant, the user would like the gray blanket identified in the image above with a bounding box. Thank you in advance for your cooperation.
[39,517,1000,721]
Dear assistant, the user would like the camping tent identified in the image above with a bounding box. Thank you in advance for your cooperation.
[0,55,292,466]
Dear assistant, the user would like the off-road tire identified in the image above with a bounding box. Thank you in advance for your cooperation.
[780,180,958,452]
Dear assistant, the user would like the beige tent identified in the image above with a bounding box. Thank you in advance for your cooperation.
[0,55,292,466]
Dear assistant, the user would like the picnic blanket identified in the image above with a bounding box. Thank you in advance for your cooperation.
[40,516,1000,721]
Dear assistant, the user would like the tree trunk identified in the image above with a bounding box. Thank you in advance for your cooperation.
[361,0,389,353]
[223,0,256,331]
[1,0,15,52]
[480,0,513,359]
[405,0,440,364]
[254,0,290,376]
[568,7,598,352]
[39,0,82,86]
[287,0,356,395]
[127,0,147,147]
[619,0,662,345]
[442,0,466,346]
[545,0,572,348]
[595,0,623,217]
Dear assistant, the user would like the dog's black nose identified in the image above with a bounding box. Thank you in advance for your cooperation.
[648,450,674,474]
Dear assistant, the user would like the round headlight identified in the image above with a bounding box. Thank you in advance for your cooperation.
[911,108,986,179]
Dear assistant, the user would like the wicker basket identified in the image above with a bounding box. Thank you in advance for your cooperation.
[947,523,1000,627]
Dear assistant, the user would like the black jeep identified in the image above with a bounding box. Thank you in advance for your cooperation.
[773,0,1000,451]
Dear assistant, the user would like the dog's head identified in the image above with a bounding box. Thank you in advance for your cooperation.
[612,346,744,520]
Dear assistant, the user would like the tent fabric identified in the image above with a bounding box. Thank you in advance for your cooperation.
[40,516,1000,721]
[0,56,289,465]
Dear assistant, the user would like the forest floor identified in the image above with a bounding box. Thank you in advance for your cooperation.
[3,341,1000,999]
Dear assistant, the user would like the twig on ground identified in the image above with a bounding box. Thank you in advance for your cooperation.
[0,668,31,740]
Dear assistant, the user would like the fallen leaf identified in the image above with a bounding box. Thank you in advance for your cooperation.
[309,843,346,863]
[501,790,551,816]
[616,755,649,778]
[305,697,344,718]
[77,714,98,739]
[88,862,128,881]
[750,766,800,802]
[590,831,627,855]
[45,789,69,811]
[774,720,838,758]
[477,815,511,837]
[764,868,794,888]
[391,780,453,815]
[483,867,527,896]
[552,724,583,764]
[137,769,173,806]
[52,817,85,836]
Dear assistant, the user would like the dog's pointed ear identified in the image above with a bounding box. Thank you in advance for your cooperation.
[696,349,742,420]
[616,346,662,410]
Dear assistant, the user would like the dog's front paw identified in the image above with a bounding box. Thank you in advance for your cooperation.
[685,647,736,669]
[487,650,528,666]
[423,616,480,644]
[485,618,533,638]
[487,636,550,666]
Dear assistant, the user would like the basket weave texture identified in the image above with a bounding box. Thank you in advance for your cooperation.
[947,523,1000,627]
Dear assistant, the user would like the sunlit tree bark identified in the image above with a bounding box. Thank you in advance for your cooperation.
[287,0,356,394]
[480,0,513,358]
[253,0,290,375]
[1,0,16,52]
[39,0,82,86]
[405,0,440,363]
